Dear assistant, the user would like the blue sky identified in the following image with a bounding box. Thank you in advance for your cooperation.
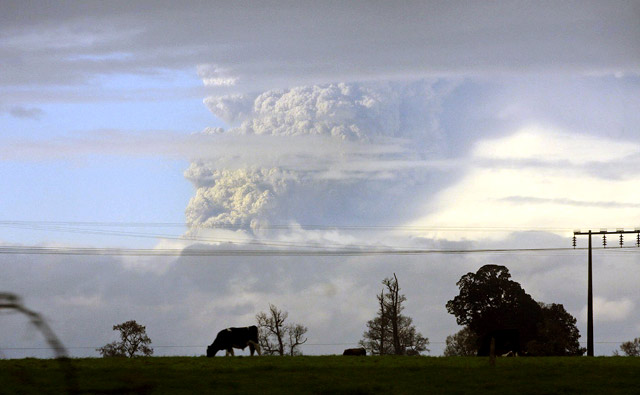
[0,158,191,246]
[1,69,217,246]
[1,1,639,358]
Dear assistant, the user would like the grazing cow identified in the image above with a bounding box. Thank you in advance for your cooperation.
[343,348,366,356]
[501,351,518,357]
[206,326,261,357]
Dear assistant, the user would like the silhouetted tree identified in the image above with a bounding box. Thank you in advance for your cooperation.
[399,319,429,355]
[360,288,389,355]
[447,265,584,356]
[526,303,585,356]
[285,323,308,356]
[256,304,308,356]
[97,320,153,358]
[614,338,640,356]
[96,342,126,358]
[446,265,542,354]
[443,327,477,356]
[360,274,429,355]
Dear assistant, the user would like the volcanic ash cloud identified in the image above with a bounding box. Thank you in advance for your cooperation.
[187,81,451,234]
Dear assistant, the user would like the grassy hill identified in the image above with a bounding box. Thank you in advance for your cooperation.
[1,356,639,394]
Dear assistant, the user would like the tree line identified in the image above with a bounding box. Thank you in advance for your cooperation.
[97,264,639,357]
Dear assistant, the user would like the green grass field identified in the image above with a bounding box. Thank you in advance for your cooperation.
[1,356,639,394]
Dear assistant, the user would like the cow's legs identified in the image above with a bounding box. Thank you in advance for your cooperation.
[248,340,261,356]
[225,348,235,357]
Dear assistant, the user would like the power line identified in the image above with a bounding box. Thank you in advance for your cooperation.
[5,221,502,251]
[0,222,376,251]
[0,220,599,253]
[2,245,640,257]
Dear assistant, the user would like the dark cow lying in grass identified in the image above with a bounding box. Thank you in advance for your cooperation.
[343,347,366,356]
[206,326,261,357]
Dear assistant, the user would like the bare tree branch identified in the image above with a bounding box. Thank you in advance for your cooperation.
[286,323,308,356]
[256,304,308,356]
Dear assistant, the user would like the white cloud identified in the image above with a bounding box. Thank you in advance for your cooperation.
[203,94,256,125]
[197,64,239,87]
[474,126,640,164]
[582,297,634,322]
[411,127,640,240]
[2,23,142,51]
[0,130,404,164]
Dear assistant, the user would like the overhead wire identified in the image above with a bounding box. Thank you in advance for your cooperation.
[0,222,377,251]
[1,245,640,257]
[0,219,590,250]
[0,220,582,253]
[2,220,638,257]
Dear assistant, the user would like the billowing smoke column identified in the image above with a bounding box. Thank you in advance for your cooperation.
[186,81,450,233]
[184,167,295,230]
[205,82,445,140]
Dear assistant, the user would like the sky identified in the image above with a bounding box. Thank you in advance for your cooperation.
[1,1,640,358]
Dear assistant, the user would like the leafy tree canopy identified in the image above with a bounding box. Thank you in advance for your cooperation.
[615,338,640,356]
[443,327,477,357]
[97,320,153,358]
[446,265,583,356]
[527,303,586,356]
[446,265,542,343]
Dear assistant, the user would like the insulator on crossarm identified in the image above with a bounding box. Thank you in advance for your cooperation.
[602,234,607,248]
[572,235,577,249]
[636,233,640,247]
[619,234,624,248]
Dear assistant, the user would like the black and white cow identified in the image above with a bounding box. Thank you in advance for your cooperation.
[206,326,261,357]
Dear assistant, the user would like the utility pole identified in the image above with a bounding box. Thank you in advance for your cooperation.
[573,228,640,357]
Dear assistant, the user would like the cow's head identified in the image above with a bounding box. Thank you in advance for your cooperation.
[206,344,217,357]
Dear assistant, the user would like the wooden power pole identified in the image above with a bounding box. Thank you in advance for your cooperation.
[573,228,640,356]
